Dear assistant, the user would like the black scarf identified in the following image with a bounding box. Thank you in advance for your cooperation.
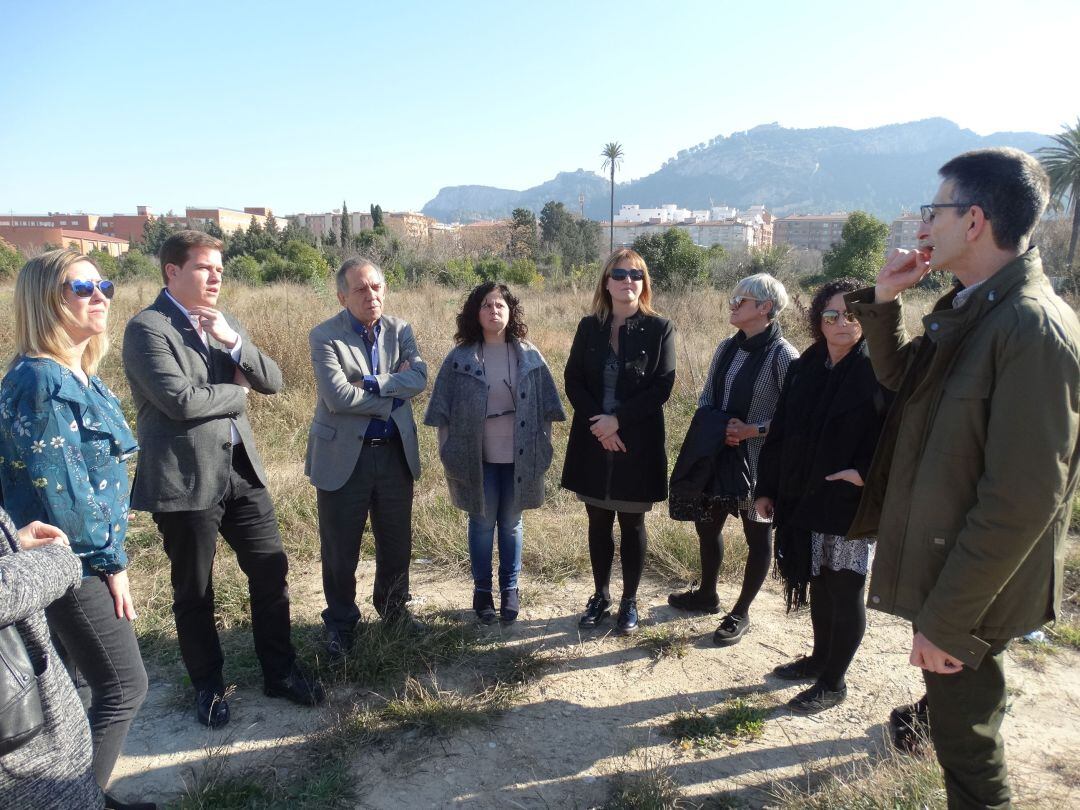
[711,320,782,421]
[774,343,861,612]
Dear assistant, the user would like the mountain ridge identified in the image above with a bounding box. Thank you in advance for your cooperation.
[420,118,1051,223]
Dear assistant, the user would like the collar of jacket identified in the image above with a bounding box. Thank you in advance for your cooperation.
[921,248,1043,343]
[152,289,214,355]
[446,340,543,381]
[603,310,647,332]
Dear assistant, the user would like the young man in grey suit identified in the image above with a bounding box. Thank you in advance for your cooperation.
[307,257,428,659]
[123,230,323,728]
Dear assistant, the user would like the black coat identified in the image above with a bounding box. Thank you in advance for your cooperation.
[561,312,676,503]
[755,339,888,536]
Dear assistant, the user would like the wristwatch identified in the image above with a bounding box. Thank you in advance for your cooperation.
[756,424,767,435]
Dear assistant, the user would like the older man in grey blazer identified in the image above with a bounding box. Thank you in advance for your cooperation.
[307,257,428,658]
[124,230,322,729]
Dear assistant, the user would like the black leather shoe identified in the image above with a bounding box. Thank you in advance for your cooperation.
[383,608,425,633]
[500,588,520,623]
[788,681,847,714]
[713,613,750,646]
[578,593,611,629]
[325,628,354,663]
[264,664,325,707]
[195,689,230,728]
[667,588,720,614]
[889,696,930,753]
[473,590,497,625]
[615,598,639,635]
[104,795,157,810]
[772,655,824,681]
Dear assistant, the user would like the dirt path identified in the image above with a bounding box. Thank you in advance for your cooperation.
[109,562,1080,808]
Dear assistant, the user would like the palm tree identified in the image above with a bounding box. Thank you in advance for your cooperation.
[601,142,624,254]
[1037,118,1080,274]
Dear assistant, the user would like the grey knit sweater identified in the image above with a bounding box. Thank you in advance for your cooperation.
[0,508,103,809]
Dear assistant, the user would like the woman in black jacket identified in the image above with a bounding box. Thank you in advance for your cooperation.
[754,278,888,714]
[561,249,675,635]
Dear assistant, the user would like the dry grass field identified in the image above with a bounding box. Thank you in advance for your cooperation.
[1,277,1078,808]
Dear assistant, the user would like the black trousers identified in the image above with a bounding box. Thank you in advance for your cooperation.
[923,637,1012,810]
[318,439,414,631]
[153,445,295,692]
[47,574,148,790]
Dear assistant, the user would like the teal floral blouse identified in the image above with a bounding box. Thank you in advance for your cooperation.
[0,356,138,575]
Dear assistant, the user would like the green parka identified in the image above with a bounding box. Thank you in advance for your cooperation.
[845,248,1080,669]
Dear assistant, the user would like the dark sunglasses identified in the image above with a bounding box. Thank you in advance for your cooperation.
[609,268,645,282]
[821,309,857,325]
[728,295,761,311]
[65,279,115,299]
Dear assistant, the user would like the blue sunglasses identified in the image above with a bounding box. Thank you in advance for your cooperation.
[65,279,115,299]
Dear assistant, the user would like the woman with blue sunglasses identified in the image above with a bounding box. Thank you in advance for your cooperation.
[0,250,152,810]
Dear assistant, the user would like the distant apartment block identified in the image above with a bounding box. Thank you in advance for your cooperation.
[1,205,278,251]
[0,224,130,257]
[605,204,773,253]
[615,203,747,225]
[888,213,922,252]
[291,210,436,245]
[773,214,849,251]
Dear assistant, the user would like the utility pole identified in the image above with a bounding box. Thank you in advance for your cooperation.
[578,192,585,218]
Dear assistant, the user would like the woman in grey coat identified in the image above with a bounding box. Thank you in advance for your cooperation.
[0,506,104,809]
[425,282,565,624]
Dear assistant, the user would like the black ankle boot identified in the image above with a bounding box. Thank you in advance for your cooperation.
[500,588,520,623]
[473,589,496,624]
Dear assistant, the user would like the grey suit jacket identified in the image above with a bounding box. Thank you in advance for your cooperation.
[306,311,427,491]
[123,289,283,512]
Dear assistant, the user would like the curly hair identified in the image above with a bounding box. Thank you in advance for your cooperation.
[454,281,528,346]
[808,277,861,342]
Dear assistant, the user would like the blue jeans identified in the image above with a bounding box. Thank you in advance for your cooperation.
[467,462,523,592]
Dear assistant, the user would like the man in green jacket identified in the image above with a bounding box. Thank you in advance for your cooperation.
[846,147,1080,809]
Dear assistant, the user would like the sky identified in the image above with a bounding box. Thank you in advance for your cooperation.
[1,0,1077,217]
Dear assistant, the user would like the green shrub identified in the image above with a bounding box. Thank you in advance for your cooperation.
[225,254,262,285]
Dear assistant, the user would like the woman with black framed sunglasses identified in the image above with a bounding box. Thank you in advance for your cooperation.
[562,249,676,635]
[0,250,153,809]
[754,278,889,714]
[667,272,797,648]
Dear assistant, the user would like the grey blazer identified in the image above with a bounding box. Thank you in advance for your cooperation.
[305,311,428,492]
[122,290,283,513]
[424,340,566,515]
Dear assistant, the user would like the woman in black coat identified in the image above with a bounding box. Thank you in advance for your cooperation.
[561,248,675,635]
[754,278,889,714]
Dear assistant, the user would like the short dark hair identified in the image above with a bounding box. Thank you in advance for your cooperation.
[454,281,528,345]
[938,147,1049,251]
[159,230,224,284]
[809,278,860,342]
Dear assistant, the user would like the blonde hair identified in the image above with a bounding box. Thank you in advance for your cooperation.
[591,248,658,321]
[11,249,109,375]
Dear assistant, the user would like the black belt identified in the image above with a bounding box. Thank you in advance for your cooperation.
[363,436,398,447]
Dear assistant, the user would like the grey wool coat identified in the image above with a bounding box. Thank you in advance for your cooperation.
[424,341,566,515]
[0,508,103,809]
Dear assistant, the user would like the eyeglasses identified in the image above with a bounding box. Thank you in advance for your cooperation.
[65,279,115,299]
[919,203,986,224]
[728,295,761,311]
[609,268,645,282]
[821,309,858,325]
